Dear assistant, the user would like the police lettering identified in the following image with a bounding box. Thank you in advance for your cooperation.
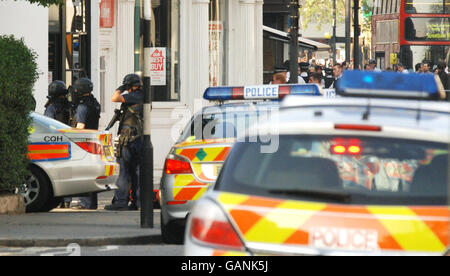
[44,136,63,142]
[310,227,379,251]
[244,86,278,99]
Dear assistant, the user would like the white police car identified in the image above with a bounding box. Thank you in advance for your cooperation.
[184,71,450,256]
[22,113,118,212]
[160,83,333,244]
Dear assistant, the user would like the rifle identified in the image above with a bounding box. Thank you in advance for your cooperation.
[106,108,123,131]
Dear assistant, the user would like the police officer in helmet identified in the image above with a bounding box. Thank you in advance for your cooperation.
[45,80,72,209]
[105,74,144,211]
[72,77,102,210]
[44,81,70,125]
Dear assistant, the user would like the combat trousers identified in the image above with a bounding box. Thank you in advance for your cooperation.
[113,139,143,207]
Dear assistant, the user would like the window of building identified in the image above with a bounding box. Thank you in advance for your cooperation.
[142,0,180,102]
[209,0,227,87]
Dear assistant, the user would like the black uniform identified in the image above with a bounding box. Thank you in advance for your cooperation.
[73,94,101,209]
[73,95,101,130]
[105,73,144,211]
[44,98,71,125]
[110,89,144,209]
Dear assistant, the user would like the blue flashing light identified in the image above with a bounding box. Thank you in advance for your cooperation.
[203,84,322,101]
[288,84,321,96]
[336,71,439,100]
[203,87,236,101]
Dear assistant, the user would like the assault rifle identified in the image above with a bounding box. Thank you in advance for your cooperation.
[105,108,123,131]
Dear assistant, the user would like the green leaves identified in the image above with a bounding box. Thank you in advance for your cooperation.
[0,35,36,191]
[300,0,346,30]
[15,0,64,7]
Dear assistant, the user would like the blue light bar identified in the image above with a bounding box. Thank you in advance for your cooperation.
[203,84,322,101]
[288,84,321,96]
[336,71,440,100]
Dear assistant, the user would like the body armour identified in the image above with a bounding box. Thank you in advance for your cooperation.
[72,95,101,130]
[44,98,71,125]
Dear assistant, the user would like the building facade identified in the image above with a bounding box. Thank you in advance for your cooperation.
[371,0,401,69]
[0,0,264,184]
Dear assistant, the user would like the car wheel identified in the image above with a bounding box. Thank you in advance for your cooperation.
[161,207,184,245]
[18,166,52,213]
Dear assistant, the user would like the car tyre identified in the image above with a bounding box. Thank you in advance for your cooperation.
[161,208,184,245]
[21,166,52,213]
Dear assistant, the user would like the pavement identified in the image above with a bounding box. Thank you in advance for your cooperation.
[0,191,163,248]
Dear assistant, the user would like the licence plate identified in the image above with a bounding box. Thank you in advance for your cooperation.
[103,145,114,162]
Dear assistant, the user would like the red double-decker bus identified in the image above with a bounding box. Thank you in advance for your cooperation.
[399,0,450,70]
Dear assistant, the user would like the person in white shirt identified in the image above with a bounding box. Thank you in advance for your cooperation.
[397,63,409,74]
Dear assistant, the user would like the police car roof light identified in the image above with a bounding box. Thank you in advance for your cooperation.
[203,84,321,101]
[336,71,439,100]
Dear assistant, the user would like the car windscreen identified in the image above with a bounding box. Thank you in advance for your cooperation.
[177,106,275,143]
[31,113,71,131]
[215,135,449,206]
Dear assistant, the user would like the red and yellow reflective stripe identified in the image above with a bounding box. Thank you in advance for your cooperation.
[172,175,208,201]
[175,147,231,162]
[28,143,70,161]
[217,192,449,253]
[212,250,248,256]
[98,134,112,146]
[104,165,115,176]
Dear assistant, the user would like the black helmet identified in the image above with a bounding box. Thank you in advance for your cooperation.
[48,80,67,99]
[72,78,94,94]
[122,74,141,87]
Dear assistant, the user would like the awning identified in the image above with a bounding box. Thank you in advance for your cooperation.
[263,25,331,51]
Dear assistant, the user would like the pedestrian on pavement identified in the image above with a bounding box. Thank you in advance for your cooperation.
[272,72,287,84]
[71,78,101,210]
[105,74,144,211]
[299,62,310,83]
[44,80,73,208]
[309,72,323,88]
[397,63,409,74]
[368,59,381,72]
[415,63,423,73]
[422,61,432,73]
[329,63,343,89]
[436,61,449,91]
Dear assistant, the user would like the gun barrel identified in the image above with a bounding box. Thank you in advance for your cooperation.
[105,109,121,131]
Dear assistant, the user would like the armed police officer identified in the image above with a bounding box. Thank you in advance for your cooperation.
[44,81,70,124]
[71,78,102,210]
[105,74,144,211]
[44,80,72,208]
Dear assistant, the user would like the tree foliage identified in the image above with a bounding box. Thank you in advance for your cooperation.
[0,35,37,191]
[16,0,64,7]
[300,0,346,30]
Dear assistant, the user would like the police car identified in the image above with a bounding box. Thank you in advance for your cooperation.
[160,83,331,244]
[184,71,450,256]
[22,112,118,212]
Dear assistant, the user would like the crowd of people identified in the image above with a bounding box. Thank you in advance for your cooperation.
[271,58,450,92]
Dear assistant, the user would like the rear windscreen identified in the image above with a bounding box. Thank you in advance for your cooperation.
[177,108,273,143]
[215,135,449,206]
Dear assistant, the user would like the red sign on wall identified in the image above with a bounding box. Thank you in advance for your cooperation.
[100,0,114,28]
